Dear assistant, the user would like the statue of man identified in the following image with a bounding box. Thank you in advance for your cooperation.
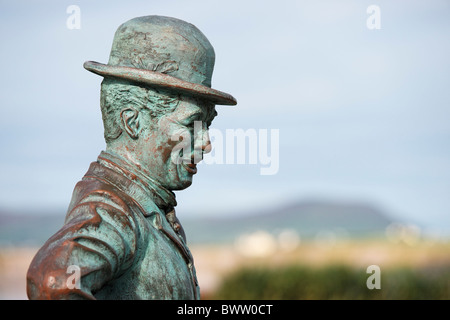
[26,15,236,300]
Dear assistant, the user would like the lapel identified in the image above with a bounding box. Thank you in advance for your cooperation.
[152,209,194,263]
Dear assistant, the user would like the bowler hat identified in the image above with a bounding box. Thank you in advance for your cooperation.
[84,15,236,106]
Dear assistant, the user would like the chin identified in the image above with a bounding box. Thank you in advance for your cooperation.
[168,164,194,190]
[169,178,193,191]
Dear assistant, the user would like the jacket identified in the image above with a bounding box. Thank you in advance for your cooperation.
[27,151,200,300]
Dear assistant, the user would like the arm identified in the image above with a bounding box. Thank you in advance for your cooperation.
[27,196,137,300]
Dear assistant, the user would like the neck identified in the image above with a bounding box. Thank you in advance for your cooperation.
[100,148,177,212]
[106,141,156,182]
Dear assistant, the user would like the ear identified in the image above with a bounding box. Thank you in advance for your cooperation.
[120,107,140,139]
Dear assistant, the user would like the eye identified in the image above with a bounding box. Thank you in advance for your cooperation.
[182,113,202,127]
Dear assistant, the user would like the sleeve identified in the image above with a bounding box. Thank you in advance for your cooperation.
[26,192,138,300]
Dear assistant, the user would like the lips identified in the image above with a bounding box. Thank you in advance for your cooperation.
[179,152,201,175]
[182,162,197,174]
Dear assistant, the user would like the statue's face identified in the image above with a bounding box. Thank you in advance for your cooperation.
[138,96,214,190]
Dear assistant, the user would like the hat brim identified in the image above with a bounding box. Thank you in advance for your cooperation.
[84,61,236,106]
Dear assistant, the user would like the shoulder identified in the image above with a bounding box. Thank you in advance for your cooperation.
[63,175,144,236]
[67,173,133,213]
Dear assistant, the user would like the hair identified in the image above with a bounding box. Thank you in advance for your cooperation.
[100,78,180,143]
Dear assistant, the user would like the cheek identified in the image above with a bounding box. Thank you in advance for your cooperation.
[149,133,179,164]
[142,133,156,152]
[161,141,177,162]
[164,125,191,158]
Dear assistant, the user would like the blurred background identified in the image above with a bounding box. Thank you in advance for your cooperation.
[0,0,449,299]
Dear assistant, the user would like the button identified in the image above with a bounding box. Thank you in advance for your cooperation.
[173,223,181,232]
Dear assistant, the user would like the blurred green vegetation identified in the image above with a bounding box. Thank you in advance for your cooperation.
[212,264,450,300]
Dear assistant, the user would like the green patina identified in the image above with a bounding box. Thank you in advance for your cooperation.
[26,15,236,300]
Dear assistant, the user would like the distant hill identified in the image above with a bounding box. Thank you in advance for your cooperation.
[0,200,394,246]
[181,200,394,244]
[0,210,65,247]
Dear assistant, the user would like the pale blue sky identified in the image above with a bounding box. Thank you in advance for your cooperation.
[0,0,449,235]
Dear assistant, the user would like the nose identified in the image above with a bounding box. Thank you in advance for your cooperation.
[193,123,211,154]
[202,129,212,154]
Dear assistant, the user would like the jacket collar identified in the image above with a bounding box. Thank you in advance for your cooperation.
[97,150,177,214]
[91,151,189,244]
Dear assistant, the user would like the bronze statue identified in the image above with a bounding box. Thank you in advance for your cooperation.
[26,15,236,300]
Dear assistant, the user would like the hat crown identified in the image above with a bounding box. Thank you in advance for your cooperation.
[108,16,215,88]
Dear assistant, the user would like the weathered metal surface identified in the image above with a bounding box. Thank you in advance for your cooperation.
[83,61,237,106]
[83,15,236,105]
[26,15,236,300]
